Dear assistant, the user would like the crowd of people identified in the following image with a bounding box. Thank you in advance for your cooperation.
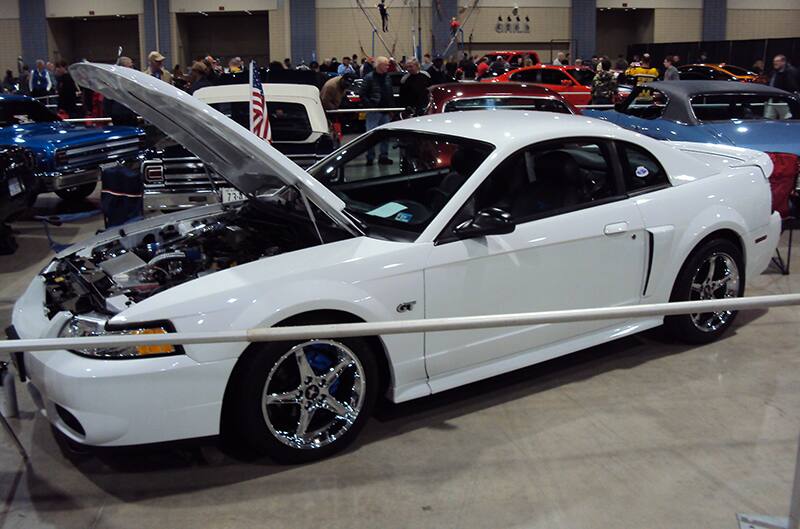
[1,47,797,129]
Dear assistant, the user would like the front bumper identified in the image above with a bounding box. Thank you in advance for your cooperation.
[144,189,220,213]
[10,276,237,447]
[42,168,100,191]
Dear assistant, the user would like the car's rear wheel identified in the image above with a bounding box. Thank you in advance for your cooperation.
[665,238,744,344]
[227,337,379,464]
[55,182,96,202]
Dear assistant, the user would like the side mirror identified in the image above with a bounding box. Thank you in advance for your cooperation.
[454,207,515,239]
[561,79,574,86]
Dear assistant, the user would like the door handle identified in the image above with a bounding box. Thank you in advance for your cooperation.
[604,221,629,235]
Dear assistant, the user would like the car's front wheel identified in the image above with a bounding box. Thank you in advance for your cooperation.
[665,238,744,344]
[55,182,97,202]
[227,337,379,464]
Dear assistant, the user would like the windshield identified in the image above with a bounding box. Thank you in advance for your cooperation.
[570,69,595,86]
[444,97,572,114]
[690,93,800,121]
[0,99,60,126]
[308,130,494,237]
[721,65,754,76]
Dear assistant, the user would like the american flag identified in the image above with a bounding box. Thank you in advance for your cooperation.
[249,60,271,142]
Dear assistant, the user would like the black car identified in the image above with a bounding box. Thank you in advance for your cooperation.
[1,146,39,254]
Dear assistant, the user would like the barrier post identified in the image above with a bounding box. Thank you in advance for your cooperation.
[737,429,800,529]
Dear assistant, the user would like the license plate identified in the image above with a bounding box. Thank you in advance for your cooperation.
[221,187,246,203]
[7,177,22,197]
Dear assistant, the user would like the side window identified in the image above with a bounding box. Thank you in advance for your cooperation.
[451,139,619,228]
[617,142,669,192]
[510,69,539,83]
[539,69,567,85]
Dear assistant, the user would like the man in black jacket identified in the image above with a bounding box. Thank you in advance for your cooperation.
[54,61,79,118]
[359,56,394,165]
[769,55,799,94]
[399,58,431,116]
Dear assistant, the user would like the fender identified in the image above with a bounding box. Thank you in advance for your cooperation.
[648,204,748,305]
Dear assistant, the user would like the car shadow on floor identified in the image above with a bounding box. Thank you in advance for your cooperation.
[14,310,770,509]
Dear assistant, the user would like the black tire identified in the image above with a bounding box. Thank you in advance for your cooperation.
[226,334,380,464]
[665,238,745,344]
[55,182,97,202]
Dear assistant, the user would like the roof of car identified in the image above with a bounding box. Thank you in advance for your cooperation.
[632,81,796,124]
[648,80,789,98]
[383,109,621,149]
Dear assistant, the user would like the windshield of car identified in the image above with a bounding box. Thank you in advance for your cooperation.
[570,69,595,86]
[690,93,800,121]
[209,101,313,141]
[0,99,60,126]
[720,65,753,76]
[444,97,572,114]
[308,130,494,237]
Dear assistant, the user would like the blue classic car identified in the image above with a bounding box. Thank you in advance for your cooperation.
[0,94,144,201]
[584,81,800,157]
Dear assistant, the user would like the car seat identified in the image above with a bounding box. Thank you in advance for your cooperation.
[511,150,582,217]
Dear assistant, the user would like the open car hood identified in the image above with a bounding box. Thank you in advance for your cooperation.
[70,62,359,234]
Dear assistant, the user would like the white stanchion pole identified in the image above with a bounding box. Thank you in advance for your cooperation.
[737,431,800,529]
[4,293,800,353]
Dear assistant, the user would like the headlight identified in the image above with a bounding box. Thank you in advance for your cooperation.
[59,313,178,358]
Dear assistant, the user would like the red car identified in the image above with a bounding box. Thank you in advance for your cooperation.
[481,50,541,65]
[483,64,594,107]
[426,82,577,115]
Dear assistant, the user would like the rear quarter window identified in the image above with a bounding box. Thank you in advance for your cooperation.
[210,101,313,141]
[617,142,669,193]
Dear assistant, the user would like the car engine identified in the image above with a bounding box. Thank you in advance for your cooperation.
[41,204,322,317]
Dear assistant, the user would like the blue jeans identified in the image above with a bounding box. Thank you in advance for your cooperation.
[365,112,391,161]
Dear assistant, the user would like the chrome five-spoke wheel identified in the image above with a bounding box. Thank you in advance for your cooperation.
[666,238,744,344]
[228,332,378,463]
[688,251,741,333]
[262,340,366,450]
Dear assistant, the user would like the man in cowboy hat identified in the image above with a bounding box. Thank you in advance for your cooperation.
[143,50,172,84]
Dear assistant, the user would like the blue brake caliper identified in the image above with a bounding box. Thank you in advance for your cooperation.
[305,344,341,394]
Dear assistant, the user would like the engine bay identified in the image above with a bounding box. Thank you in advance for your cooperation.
[42,203,336,317]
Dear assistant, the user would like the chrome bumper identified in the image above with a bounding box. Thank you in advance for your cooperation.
[143,189,220,213]
[42,168,100,191]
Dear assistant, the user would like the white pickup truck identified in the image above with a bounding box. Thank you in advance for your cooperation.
[141,83,335,212]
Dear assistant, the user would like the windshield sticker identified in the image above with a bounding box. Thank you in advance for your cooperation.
[635,166,649,178]
[367,202,408,218]
[395,212,413,223]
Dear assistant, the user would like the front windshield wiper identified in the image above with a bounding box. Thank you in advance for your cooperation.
[343,208,369,234]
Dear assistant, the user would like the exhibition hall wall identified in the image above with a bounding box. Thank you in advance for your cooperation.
[1,0,799,74]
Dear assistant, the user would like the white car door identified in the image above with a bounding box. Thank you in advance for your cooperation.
[424,138,647,382]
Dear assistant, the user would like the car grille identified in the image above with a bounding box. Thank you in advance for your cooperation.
[55,137,143,170]
[143,157,225,190]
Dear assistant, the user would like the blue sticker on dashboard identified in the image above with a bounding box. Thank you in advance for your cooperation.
[635,166,649,178]
[395,212,413,223]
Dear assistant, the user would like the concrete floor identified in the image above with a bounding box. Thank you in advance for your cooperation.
[0,192,799,529]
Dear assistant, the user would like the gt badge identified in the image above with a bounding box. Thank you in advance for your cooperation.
[396,301,416,313]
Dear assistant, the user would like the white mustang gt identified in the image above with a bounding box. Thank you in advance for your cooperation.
[10,63,780,463]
